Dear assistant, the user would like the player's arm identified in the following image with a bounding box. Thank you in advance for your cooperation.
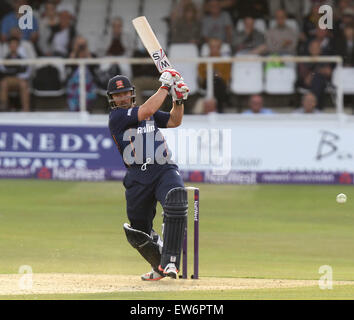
[137,88,169,121]
[167,101,184,128]
[166,81,189,128]
[137,69,182,122]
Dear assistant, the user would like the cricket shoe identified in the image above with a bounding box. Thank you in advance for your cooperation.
[141,269,165,281]
[158,263,178,279]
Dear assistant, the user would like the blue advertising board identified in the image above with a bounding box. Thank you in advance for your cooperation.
[0,123,353,185]
[0,124,126,181]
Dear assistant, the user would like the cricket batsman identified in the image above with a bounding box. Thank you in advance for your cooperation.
[107,69,189,280]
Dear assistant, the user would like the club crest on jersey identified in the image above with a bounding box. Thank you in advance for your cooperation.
[116,80,124,89]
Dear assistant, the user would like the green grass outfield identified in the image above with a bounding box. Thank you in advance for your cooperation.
[0,179,354,300]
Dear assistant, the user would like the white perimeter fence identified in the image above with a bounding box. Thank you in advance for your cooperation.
[0,55,345,113]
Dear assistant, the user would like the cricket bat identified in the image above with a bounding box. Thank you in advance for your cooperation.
[132,16,172,73]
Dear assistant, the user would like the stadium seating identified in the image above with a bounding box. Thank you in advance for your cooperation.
[76,0,109,54]
[230,54,263,94]
[142,0,173,19]
[168,43,199,95]
[110,0,141,35]
[32,58,66,97]
[332,67,354,95]
[265,66,296,94]
[141,0,173,53]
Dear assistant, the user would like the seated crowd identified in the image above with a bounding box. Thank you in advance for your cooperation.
[0,0,353,113]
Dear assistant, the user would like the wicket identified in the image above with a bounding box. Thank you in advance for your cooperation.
[181,186,199,279]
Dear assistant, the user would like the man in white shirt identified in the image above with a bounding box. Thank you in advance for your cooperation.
[51,4,75,57]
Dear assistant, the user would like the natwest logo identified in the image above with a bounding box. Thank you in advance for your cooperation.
[339,172,352,184]
[189,171,204,182]
[37,167,52,179]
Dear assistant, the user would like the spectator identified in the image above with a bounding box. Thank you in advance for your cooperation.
[95,17,135,92]
[37,0,62,12]
[0,37,31,112]
[333,6,354,53]
[201,0,233,44]
[311,27,335,55]
[235,0,269,19]
[334,0,354,23]
[293,92,321,114]
[340,7,354,28]
[210,0,238,25]
[66,36,97,112]
[232,16,266,55]
[242,95,274,114]
[69,36,93,59]
[0,0,13,22]
[1,27,37,59]
[38,0,59,56]
[333,3,354,43]
[103,17,135,57]
[265,9,298,55]
[297,40,333,110]
[1,0,39,44]
[198,38,231,113]
[203,97,218,113]
[170,0,201,25]
[269,0,303,20]
[192,96,218,114]
[50,3,76,57]
[302,2,323,42]
[170,3,201,45]
[338,25,354,66]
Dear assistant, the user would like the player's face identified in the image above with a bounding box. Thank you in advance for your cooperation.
[112,91,132,108]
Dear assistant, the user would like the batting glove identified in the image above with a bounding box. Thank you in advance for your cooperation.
[164,68,183,81]
[159,69,183,91]
[171,81,189,104]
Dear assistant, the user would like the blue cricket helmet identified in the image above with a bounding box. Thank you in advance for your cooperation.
[107,75,136,109]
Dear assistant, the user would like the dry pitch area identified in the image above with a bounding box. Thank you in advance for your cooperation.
[1,274,353,296]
